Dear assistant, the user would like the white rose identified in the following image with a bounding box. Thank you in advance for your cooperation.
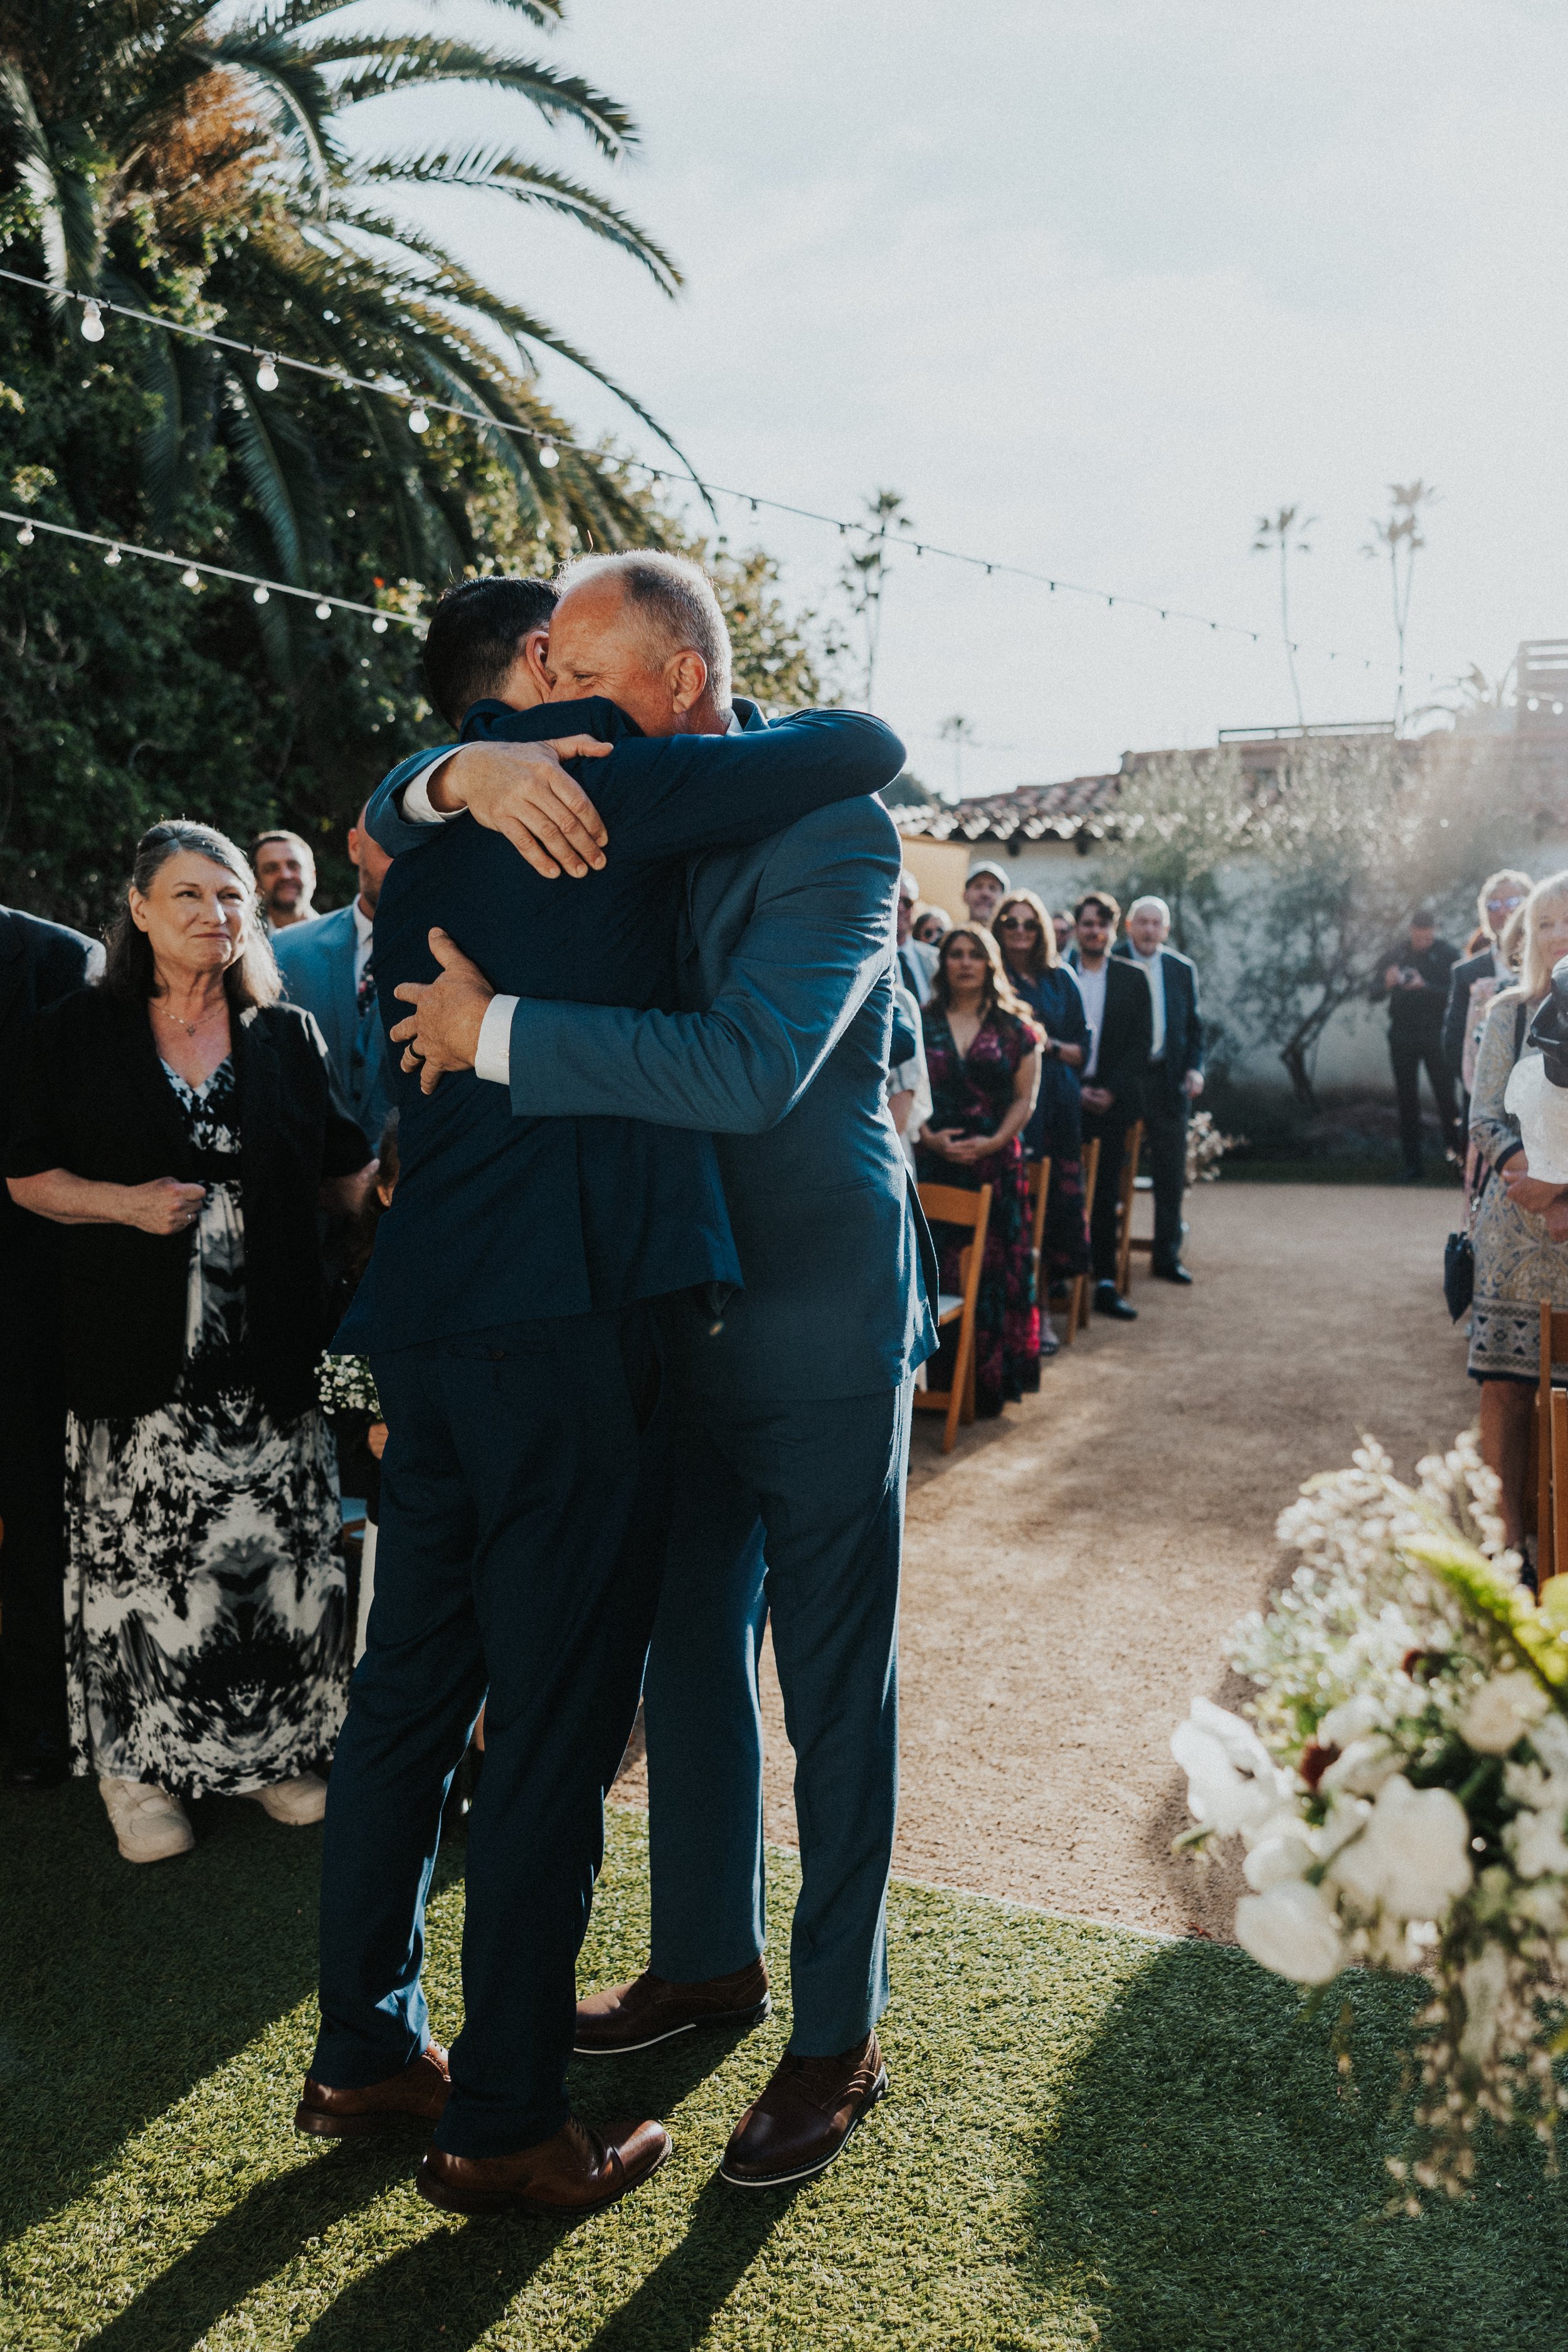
[1327,1774,1473,1921]
[1318,1694,1383,1748]
[1235,1879,1347,1984]
[1243,1825,1316,1891]
[1171,1699,1286,1836]
[1459,1673,1551,1756]
[1320,1736,1402,1799]
[1506,1799,1568,1882]
[1534,1710,1568,1775]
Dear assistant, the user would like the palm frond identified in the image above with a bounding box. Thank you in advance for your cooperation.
[219,371,312,582]
[355,146,681,293]
[264,0,566,28]
[203,29,335,186]
[299,38,636,159]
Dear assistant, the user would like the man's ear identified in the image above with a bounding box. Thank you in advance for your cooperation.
[346,824,363,866]
[668,647,709,718]
[523,627,552,698]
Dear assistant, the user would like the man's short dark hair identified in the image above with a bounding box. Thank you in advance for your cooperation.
[422,577,559,727]
[1073,889,1121,926]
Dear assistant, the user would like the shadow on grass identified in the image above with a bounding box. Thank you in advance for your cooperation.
[0,1770,465,2247]
[1024,1939,1568,2352]
[582,2173,801,2352]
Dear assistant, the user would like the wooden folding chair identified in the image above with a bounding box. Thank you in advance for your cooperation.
[1537,1301,1568,1587]
[1115,1118,1147,1296]
[1062,1136,1102,1345]
[914,1181,993,1452]
[1027,1157,1052,1293]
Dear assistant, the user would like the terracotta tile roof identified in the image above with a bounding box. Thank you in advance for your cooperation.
[886,771,1121,842]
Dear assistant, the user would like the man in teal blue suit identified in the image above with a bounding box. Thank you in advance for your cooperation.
[272,807,395,1145]
[379,553,936,2188]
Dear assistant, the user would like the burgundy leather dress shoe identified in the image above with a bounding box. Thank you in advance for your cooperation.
[575,1957,770,2055]
[719,2031,887,2187]
[417,2114,670,2215]
[294,2042,451,2138]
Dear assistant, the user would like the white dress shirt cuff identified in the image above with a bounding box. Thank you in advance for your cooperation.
[474,994,518,1086]
[400,755,460,825]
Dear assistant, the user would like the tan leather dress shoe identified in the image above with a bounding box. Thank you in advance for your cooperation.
[719,2032,887,2187]
[575,1957,770,2055]
[294,2041,451,2138]
[417,2114,670,2215]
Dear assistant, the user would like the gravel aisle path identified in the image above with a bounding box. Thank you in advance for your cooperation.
[615,1181,1470,1938]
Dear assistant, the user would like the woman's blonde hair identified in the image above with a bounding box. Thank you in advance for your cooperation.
[1494,868,1568,1008]
[993,889,1058,976]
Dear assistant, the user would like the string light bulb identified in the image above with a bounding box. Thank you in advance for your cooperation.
[181,566,200,589]
[80,300,105,343]
[16,522,34,546]
[408,403,430,434]
[315,600,332,620]
[253,585,269,603]
[538,440,559,469]
[103,544,121,566]
[256,353,279,391]
[371,615,389,633]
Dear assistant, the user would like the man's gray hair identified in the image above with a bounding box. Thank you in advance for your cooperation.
[1128,894,1171,926]
[898,869,920,900]
[556,551,733,711]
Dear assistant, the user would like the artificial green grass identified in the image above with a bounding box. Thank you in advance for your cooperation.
[4,1783,1567,2351]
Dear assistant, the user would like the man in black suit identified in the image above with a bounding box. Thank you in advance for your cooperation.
[0,905,102,1787]
[1113,896,1204,1283]
[1370,904,1461,1182]
[1067,889,1152,1321]
[1441,869,1531,1123]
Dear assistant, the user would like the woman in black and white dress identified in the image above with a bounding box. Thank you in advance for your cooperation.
[5,822,373,1862]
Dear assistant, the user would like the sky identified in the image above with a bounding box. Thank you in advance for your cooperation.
[353,0,1568,798]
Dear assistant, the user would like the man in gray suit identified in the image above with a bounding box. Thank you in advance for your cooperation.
[272,807,395,1143]
[376,554,936,2188]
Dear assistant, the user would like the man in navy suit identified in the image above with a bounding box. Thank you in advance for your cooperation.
[1113,895,1205,1282]
[272,808,395,1144]
[379,553,936,2189]
[0,906,103,1789]
[300,567,907,2217]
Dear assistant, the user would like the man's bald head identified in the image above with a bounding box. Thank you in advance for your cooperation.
[547,552,733,738]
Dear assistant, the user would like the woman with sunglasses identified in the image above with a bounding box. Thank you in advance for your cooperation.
[1442,869,1533,1123]
[993,891,1092,1353]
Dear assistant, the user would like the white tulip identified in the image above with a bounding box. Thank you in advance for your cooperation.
[1171,1699,1286,1837]
[1235,1879,1347,1985]
[1459,1673,1550,1756]
[1327,1775,1472,1922]
[1320,1735,1402,1799]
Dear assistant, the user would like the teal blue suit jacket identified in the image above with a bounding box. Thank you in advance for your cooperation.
[272,903,394,1145]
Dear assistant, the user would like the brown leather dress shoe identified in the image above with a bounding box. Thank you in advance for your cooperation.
[719,2032,887,2187]
[417,2114,670,2215]
[574,1957,770,2055]
[294,2042,451,2138]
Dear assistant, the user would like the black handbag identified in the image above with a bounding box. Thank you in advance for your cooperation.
[1443,1227,1474,1322]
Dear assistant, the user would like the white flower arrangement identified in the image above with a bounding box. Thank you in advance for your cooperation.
[1185,1108,1243,1186]
[1173,1429,1568,2205]
[316,1353,381,1417]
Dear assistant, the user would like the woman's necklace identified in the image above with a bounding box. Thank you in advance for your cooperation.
[153,998,226,1039]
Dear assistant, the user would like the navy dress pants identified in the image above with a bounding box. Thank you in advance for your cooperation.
[312,1307,665,2159]
[642,1374,911,2057]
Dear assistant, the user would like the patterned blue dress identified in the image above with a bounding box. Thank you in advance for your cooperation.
[64,1058,350,1797]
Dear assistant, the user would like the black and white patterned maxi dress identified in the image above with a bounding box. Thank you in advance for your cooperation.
[63,1057,351,1797]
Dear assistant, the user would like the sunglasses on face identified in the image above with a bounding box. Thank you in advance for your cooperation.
[998,915,1039,931]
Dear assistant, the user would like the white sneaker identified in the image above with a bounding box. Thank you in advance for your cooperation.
[99,1777,195,1864]
[245,1772,328,1826]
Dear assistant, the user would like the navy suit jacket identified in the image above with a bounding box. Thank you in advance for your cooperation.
[384,707,939,1404]
[1111,940,1204,1096]
[341,699,906,1354]
[272,902,394,1145]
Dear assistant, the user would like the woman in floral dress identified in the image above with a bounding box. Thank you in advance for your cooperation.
[915,925,1042,1414]
[6,822,373,1862]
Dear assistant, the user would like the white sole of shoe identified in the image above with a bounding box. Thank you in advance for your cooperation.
[574,1996,770,2058]
[718,2067,887,2188]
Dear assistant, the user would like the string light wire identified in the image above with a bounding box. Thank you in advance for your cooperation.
[0,506,421,628]
[0,265,1384,675]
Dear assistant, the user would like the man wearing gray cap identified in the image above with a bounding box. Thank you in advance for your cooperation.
[963,862,1009,928]
[1370,905,1461,1182]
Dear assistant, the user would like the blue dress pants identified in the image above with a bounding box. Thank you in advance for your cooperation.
[643,1374,911,2056]
[312,1308,664,2159]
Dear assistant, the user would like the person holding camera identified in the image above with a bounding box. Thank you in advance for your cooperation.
[1370,905,1461,1182]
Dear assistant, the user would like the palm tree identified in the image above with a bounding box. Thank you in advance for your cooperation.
[839,487,913,705]
[1363,480,1438,734]
[0,0,685,614]
[1249,504,1314,729]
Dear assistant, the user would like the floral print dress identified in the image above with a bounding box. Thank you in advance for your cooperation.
[64,1057,350,1798]
[915,1007,1041,1414]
